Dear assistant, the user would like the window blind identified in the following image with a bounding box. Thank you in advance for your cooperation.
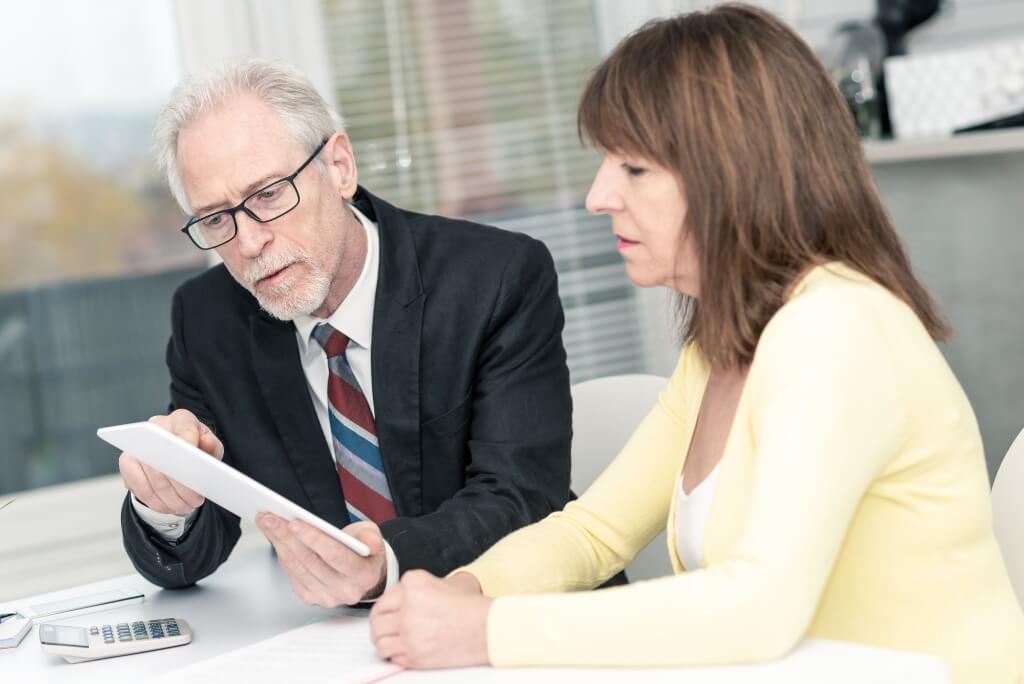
[319,0,649,383]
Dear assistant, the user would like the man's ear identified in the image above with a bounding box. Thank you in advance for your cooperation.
[323,132,359,200]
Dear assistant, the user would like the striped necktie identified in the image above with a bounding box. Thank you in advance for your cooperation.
[312,323,397,524]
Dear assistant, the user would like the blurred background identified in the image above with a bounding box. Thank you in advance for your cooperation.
[1,0,1023,599]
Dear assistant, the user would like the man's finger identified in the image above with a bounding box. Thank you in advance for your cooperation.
[148,414,171,430]
[150,465,204,508]
[259,515,330,602]
[138,463,189,513]
[257,514,292,553]
[343,521,386,555]
[258,514,293,550]
[259,515,319,600]
[166,477,205,510]
[120,454,162,510]
[290,521,365,576]
[169,410,202,446]
[197,427,224,459]
[121,448,201,515]
[278,527,367,604]
[140,462,194,514]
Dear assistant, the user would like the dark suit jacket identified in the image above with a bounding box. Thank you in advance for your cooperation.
[121,187,574,588]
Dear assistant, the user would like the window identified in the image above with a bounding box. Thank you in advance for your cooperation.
[0,0,674,497]
[0,0,204,495]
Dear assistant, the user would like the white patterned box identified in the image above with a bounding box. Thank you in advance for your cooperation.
[884,38,1024,139]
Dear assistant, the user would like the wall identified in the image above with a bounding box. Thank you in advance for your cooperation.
[603,0,1024,476]
[790,0,1024,476]
[874,152,1024,477]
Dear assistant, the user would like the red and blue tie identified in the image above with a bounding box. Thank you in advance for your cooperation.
[312,323,397,524]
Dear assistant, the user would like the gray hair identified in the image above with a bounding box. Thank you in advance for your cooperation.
[154,58,344,213]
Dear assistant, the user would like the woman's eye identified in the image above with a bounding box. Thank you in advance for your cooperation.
[623,164,647,177]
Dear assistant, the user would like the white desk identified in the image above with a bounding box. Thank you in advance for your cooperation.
[2,548,949,683]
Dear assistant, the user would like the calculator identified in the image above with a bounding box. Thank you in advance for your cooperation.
[39,618,192,663]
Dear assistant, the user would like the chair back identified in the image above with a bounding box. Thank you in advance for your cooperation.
[571,374,670,581]
[993,426,1024,607]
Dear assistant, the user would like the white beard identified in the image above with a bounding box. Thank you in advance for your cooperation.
[241,251,331,321]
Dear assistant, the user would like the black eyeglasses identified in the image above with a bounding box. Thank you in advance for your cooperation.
[181,138,329,250]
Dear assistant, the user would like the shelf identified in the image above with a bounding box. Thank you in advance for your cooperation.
[863,127,1024,165]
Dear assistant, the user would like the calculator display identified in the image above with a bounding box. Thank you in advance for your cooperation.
[39,624,89,648]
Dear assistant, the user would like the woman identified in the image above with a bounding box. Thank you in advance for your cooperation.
[368,5,1024,681]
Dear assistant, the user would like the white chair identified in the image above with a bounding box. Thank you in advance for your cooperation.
[992,426,1024,607]
[571,374,671,581]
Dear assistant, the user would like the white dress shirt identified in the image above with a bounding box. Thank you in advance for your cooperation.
[133,204,399,595]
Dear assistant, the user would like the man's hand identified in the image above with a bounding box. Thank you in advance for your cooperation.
[256,516,388,606]
[118,409,223,515]
[369,570,492,669]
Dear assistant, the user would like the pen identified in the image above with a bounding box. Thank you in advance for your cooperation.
[0,499,14,512]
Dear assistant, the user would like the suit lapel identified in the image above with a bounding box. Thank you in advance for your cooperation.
[359,188,425,518]
[250,313,350,528]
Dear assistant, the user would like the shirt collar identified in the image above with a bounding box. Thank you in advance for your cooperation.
[294,203,379,355]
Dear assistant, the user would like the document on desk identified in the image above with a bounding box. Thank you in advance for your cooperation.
[147,615,402,684]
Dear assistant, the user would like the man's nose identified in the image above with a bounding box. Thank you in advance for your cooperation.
[233,211,273,258]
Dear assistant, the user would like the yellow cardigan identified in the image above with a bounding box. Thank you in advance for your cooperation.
[460,263,1024,683]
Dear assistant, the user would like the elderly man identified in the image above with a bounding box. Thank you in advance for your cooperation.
[118,59,573,605]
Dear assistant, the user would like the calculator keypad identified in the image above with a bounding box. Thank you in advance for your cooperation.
[90,618,182,644]
[43,617,191,663]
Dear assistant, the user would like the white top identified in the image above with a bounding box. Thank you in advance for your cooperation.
[132,204,398,593]
[674,462,722,570]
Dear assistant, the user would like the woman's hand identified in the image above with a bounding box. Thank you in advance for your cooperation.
[369,570,492,669]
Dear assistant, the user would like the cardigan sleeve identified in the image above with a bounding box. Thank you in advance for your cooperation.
[454,348,696,594]
[474,288,913,667]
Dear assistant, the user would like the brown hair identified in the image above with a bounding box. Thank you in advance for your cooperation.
[578,3,949,370]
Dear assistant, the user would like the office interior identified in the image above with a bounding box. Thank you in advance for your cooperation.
[0,0,1021,676]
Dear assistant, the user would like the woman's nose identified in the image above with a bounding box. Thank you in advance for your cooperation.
[585,160,622,214]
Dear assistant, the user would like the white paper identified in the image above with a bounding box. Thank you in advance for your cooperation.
[148,616,401,684]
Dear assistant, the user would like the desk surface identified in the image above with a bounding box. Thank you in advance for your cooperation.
[2,548,949,683]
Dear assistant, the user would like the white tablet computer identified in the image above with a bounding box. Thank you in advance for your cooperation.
[97,422,370,557]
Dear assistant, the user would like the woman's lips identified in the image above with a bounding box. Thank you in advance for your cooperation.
[617,237,639,250]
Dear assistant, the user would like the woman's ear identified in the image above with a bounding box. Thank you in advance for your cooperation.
[323,132,359,200]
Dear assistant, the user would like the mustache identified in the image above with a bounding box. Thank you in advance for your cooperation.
[243,251,309,288]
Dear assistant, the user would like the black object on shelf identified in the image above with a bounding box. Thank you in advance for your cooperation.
[876,0,941,57]
[874,0,941,137]
[954,110,1024,134]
